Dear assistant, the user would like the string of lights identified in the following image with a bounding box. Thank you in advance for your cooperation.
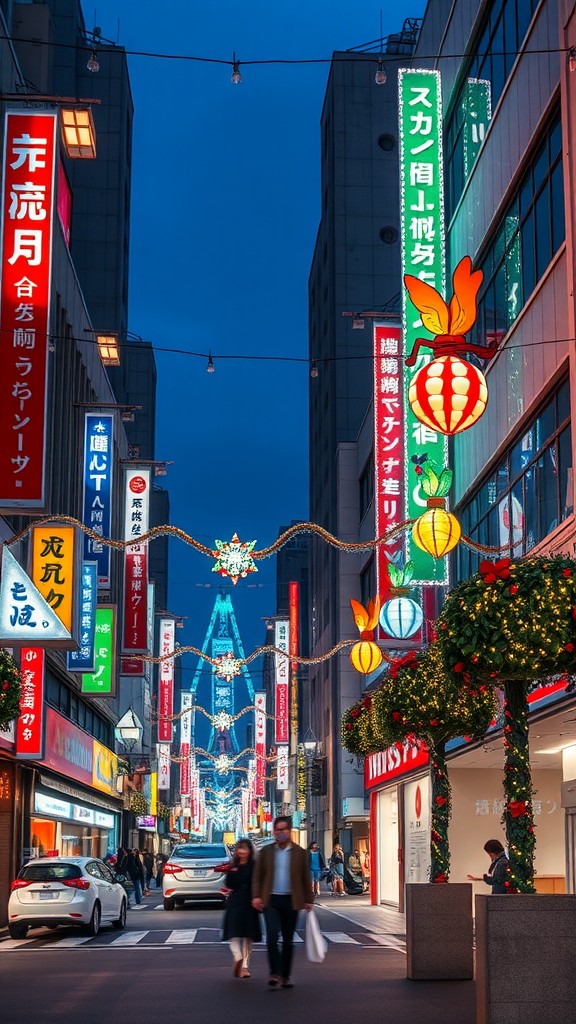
[0,31,571,70]
[5,513,512,563]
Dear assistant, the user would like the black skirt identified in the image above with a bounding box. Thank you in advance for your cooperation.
[221,864,262,941]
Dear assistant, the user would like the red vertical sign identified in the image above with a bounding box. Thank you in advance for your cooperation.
[15,647,45,759]
[374,323,405,601]
[0,112,57,509]
[158,618,174,743]
[254,692,266,799]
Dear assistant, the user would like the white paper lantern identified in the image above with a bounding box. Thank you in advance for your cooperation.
[379,597,423,639]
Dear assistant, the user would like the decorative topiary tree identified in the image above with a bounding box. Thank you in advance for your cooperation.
[436,555,576,892]
[0,647,22,730]
[342,642,497,882]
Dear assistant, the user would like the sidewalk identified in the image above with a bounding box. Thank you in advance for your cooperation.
[314,893,406,934]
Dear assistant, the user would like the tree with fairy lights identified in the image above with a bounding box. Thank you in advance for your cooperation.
[436,555,576,893]
[342,642,497,882]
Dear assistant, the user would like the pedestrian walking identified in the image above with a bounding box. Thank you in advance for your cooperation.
[222,839,261,979]
[467,839,511,893]
[124,849,143,904]
[329,842,345,897]
[308,841,326,897]
[155,852,167,889]
[143,850,154,893]
[252,815,314,989]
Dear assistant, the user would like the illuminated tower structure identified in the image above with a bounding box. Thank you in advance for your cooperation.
[190,592,255,837]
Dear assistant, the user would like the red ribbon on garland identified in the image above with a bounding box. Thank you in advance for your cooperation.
[479,557,511,583]
[508,800,527,818]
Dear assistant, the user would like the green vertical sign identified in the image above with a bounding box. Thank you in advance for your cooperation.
[462,78,492,180]
[81,605,116,696]
[399,68,448,584]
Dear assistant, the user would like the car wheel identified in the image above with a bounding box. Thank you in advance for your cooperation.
[85,901,101,936]
[163,897,175,911]
[8,924,28,940]
[112,898,127,930]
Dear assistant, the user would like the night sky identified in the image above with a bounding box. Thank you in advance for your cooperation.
[86,0,426,677]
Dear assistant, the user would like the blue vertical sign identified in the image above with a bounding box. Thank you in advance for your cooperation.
[82,414,114,586]
[66,561,97,672]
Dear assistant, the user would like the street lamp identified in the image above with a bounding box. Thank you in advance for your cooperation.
[115,707,143,762]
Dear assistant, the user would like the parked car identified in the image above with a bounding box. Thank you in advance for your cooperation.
[8,856,127,939]
[162,842,230,910]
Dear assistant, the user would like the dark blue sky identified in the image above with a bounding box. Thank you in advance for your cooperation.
[89,0,426,669]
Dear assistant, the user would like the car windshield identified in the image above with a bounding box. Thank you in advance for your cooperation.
[172,845,227,860]
[19,864,82,881]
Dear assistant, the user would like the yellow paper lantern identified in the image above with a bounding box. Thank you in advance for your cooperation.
[350,640,383,675]
[412,508,461,558]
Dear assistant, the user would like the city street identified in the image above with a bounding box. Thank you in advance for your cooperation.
[0,894,475,1024]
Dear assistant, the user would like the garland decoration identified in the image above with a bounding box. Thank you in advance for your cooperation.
[342,642,497,881]
[435,555,576,892]
[129,792,149,816]
[0,648,22,729]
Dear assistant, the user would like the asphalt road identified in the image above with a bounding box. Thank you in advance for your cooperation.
[0,896,476,1024]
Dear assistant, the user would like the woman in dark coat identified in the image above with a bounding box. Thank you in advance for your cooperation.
[222,839,261,978]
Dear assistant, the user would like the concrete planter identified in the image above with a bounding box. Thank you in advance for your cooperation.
[475,893,576,1024]
[406,882,473,979]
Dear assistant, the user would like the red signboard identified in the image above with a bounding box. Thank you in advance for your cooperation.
[180,742,190,798]
[15,647,45,759]
[122,470,150,653]
[254,692,266,799]
[374,323,405,602]
[0,111,57,510]
[41,706,93,786]
[274,619,289,744]
[158,618,174,743]
[364,741,429,789]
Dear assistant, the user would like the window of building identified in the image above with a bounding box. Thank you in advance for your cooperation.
[360,558,376,609]
[359,452,375,520]
[445,0,540,218]
[45,673,113,749]
[466,111,564,352]
[455,378,572,581]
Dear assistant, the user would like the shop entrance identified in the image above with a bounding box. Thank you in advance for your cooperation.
[377,787,399,906]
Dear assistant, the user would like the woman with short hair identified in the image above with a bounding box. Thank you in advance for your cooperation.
[222,839,262,978]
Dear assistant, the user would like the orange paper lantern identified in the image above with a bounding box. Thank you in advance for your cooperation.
[409,356,488,435]
[350,640,383,675]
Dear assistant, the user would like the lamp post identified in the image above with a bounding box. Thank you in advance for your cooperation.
[115,707,144,770]
[303,727,318,845]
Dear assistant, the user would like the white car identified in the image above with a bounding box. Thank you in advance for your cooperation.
[8,856,127,939]
[162,842,230,910]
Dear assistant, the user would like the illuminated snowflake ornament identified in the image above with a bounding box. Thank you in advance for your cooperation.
[215,754,231,774]
[212,533,257,585]
[213,710,233,732]
[214,652,242,683]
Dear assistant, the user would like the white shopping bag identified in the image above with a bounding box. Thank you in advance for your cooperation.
[305,909,328,963]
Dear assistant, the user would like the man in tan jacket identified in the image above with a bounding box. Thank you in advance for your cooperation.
[252,815,314,988]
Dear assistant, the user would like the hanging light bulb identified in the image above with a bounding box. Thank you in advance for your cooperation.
[231,53,242,84]
[310,359,318,379]
[87,50,100,73]
[375,60,387,85]
[207,353,215,373]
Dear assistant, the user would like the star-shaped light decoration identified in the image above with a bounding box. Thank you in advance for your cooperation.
[214,754,231,774]
[214,652,242,683]
[212,533,257,585]
[213,710,233,732]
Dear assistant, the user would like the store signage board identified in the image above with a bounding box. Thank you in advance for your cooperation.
[15,647,45,760]
[274,619,289,744]
[398,67,448,583]
[31,523,78,637]
[82,413,114,586]
[0,111,57,512]
[254,692,266,799]
[66,561,97,672]
[122,468,150,653]
[157,618,175,742]
[81,605,116,697]
[0,544,73,646]
[374,322,406,598]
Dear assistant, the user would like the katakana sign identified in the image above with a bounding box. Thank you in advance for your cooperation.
[0,543,73,647]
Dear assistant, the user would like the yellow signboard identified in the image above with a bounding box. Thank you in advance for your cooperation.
[31,525,76,633]
[92,739,118,795]
[150,772,157,815]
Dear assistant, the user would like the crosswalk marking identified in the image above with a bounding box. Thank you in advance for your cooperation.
[1,939,30,949]
[323,931,361,944]
[49,935,92,948]
[108,930,148,945]
[365,934,406,952]
[166,929,198,944]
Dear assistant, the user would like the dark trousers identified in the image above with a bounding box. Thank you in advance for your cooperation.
[264,895,299,979]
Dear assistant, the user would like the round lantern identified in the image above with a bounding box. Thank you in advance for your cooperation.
[412,508,461,558]
[379,597,423,639]
[350,640,383,675]
[409,356,488,435]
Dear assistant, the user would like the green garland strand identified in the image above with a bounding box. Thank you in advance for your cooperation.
[502,681,536,893]
[0,649,22,729]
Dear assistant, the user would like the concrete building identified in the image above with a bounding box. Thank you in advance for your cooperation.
[307,21,422,860]
[319,0,576,909]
